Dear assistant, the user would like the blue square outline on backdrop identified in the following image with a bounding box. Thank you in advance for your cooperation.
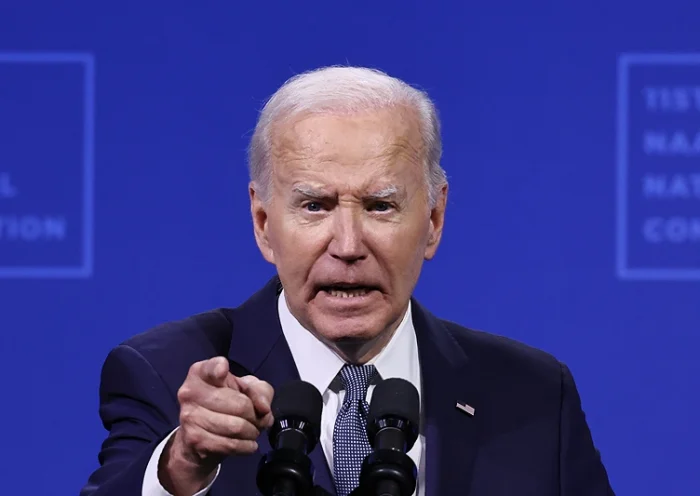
[0,52,94,279]
[616,52,700,281]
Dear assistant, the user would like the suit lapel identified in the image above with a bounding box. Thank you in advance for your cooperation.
[412,299,481,496]
[227,276,337,495]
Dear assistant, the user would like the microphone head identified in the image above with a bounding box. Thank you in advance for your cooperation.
[367,377,420,451]
[269,380,323,452]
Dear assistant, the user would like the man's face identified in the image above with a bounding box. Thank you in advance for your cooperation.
[250,106,446,358]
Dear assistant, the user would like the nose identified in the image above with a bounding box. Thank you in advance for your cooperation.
[328,206,368,263]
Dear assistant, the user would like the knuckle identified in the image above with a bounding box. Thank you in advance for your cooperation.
[179,405,196,424]
[228,417,247,436]
[208,388,227,408]
[178,380,203,403]
[227,417,241,435]
[183,428,203,448]
[227,391,244,408]
[233,396,255,419]
[177,385,192,403]
[238,392,255,409]
[211,387,228,400]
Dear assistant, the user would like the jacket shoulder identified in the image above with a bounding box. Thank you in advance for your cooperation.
[440,319,563,386]
[122,308,234,357]
[116,308,236,391]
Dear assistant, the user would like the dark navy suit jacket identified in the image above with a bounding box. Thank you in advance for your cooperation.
[81,277,614,495]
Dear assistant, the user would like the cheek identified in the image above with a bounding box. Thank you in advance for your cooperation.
[370,224,428,269]
[268,218,329,268]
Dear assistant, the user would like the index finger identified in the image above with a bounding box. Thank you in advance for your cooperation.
[199,357,234,389]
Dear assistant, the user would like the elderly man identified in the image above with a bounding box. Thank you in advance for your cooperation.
[81,66,614,496]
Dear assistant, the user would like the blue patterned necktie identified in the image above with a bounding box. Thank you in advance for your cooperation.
[332,364,378,496]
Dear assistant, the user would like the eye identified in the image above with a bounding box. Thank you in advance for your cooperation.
[369,201,392,212]
[304,201,323,212]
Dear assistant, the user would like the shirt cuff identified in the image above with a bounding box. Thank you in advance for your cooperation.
[142,427,221,496]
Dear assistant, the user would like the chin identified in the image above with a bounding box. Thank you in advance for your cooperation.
[310,313,385,344]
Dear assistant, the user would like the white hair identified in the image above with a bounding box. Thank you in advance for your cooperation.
[247,65,447,207]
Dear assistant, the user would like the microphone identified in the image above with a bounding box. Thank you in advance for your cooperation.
[257,380,323,496]
[357,378,420,496]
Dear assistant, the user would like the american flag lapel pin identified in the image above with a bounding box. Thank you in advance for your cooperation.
[456,401,475,416]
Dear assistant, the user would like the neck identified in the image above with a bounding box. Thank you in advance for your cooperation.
[326,307,407,364]
[330,328,396,364]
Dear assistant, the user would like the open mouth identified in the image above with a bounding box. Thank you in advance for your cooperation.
[319,285,378,298]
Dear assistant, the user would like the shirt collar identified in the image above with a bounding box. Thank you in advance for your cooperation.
[277,289,418,394]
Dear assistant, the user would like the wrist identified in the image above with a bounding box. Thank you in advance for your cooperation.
[158,431,217,495]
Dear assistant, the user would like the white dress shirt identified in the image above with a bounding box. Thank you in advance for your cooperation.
[142,290,426,495]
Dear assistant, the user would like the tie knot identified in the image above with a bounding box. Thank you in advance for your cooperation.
[339,364,377,401]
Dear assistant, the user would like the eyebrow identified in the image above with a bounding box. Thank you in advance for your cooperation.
[291,184,403,201]
[291,185,333,200]
[366,185,400,200]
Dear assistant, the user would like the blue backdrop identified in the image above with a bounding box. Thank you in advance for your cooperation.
[0,1,698,494]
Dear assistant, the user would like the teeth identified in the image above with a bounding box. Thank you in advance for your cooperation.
[327,288,369,298]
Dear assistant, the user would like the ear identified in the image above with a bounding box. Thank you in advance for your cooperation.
[250,182,276,264]
[424,184,448,260]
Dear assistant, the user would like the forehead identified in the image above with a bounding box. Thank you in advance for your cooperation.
[269,107,426,186]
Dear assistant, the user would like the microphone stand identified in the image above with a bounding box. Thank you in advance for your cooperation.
[352,449,417,496]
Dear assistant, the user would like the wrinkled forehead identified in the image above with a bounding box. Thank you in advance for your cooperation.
[268,106,427,181]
